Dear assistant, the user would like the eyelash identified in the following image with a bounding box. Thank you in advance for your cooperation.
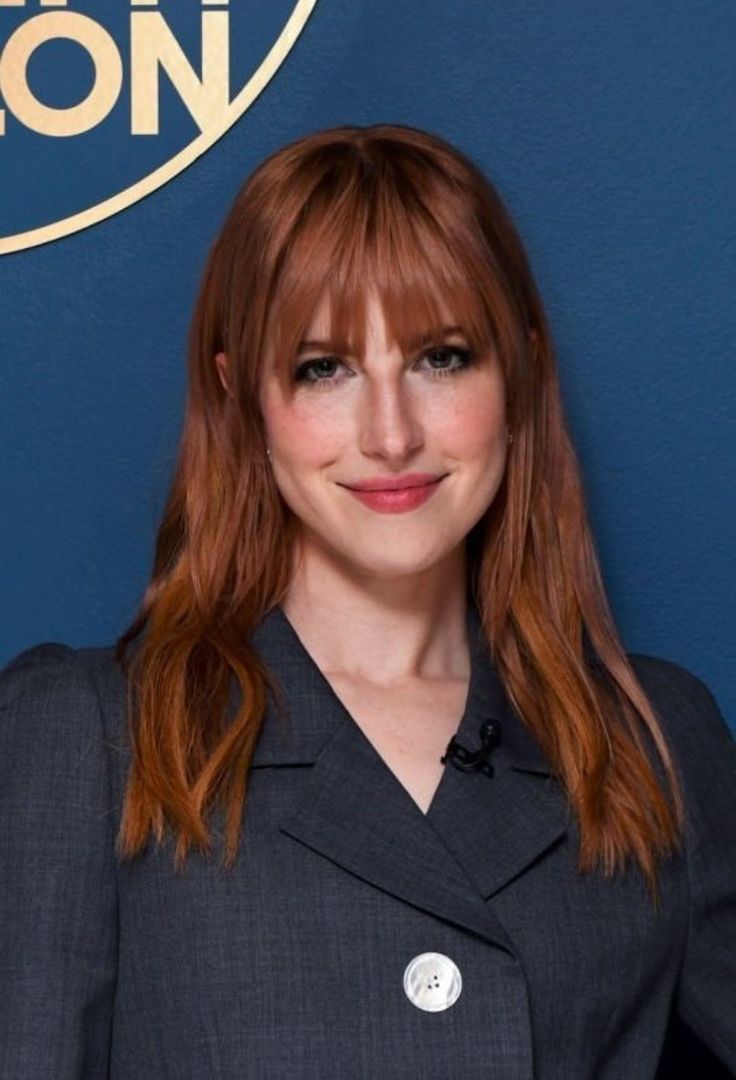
[292,346,475,390]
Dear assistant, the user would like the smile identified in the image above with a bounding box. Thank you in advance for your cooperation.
[341,477,446,513]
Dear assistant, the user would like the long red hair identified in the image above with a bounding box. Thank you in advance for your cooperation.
[115,123,683,904]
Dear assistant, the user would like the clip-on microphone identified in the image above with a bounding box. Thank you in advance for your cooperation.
[441,719,503,777]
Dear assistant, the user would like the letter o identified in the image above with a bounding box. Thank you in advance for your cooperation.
[0,13,123,137]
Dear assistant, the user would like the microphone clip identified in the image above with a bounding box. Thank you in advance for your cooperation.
[441,719,503,778]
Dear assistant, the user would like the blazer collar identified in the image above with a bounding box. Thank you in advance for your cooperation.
[229,599,569,939]
[242,599,554,776]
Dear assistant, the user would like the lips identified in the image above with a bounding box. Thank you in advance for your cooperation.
[344,473,446,492]
[341,475,446,513]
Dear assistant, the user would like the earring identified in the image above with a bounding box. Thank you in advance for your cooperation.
[266,448,272,459]
[507,428,514,445]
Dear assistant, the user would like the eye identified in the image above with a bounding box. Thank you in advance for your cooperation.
[291,345,475,389]
[421,345,474,376]
[292,356,347,388]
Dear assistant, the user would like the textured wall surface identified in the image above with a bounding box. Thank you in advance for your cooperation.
[1,0,733,728]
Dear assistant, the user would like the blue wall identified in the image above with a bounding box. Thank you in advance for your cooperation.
[1,0,734,729]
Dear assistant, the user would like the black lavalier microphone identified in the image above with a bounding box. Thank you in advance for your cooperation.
[441,719,503,777]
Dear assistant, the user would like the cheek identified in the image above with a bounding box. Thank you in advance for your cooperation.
[261,383,347,465]
[435,373,506,457]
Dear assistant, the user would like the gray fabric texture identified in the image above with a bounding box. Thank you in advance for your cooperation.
[1,601,734,1079]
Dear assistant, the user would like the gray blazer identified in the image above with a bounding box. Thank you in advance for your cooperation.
[1,601,735,1079]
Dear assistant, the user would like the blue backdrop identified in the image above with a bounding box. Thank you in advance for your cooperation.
[1,0,733,731]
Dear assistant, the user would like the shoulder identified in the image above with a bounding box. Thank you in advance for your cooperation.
[1,642,91,724]
[627,652,724,707]
[625,650,734,767]
[1,639,127,702]
[0,640,129,757]
[625,651,732,747]
[625,651,736,834]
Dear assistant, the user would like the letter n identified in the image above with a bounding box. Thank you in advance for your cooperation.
[130,11,229,135]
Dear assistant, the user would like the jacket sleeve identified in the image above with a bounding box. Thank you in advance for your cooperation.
[0,643,118,1079]
[641,656,736,1071]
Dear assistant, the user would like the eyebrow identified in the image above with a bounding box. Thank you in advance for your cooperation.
[295,325,468,356]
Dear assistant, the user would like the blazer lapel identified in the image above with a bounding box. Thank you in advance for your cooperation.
[424,603,571,899]
[242,601,569,954]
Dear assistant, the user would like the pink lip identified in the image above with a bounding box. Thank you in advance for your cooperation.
[344,472,445,492]
[341,476,446,513]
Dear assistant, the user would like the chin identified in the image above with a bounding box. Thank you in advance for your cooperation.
[337,540,461,579]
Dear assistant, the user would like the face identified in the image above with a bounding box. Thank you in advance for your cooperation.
[221,289,508,583]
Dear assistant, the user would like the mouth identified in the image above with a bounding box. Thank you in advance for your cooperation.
[339,475,447,513]
[342,473,448,492]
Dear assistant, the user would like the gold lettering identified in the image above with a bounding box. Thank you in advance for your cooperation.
[130,11,229,136]
[0,13,122,136]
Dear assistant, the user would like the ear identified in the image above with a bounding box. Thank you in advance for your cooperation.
[215,351,231,396]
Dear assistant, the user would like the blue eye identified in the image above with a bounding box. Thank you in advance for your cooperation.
[422,346,474,375]
[292,356,344,385]
[291,345,474,389]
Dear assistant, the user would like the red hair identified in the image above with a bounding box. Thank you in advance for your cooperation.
[115,123,683,904]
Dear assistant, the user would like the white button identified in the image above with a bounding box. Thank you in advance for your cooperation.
[403,951,462,1012]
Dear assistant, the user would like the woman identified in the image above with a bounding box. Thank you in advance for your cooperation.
[1,123,734,1079]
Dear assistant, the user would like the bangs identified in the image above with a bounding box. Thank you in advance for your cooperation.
[260,155,517,385]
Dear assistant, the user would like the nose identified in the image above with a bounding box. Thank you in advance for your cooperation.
[358,373,424,462]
